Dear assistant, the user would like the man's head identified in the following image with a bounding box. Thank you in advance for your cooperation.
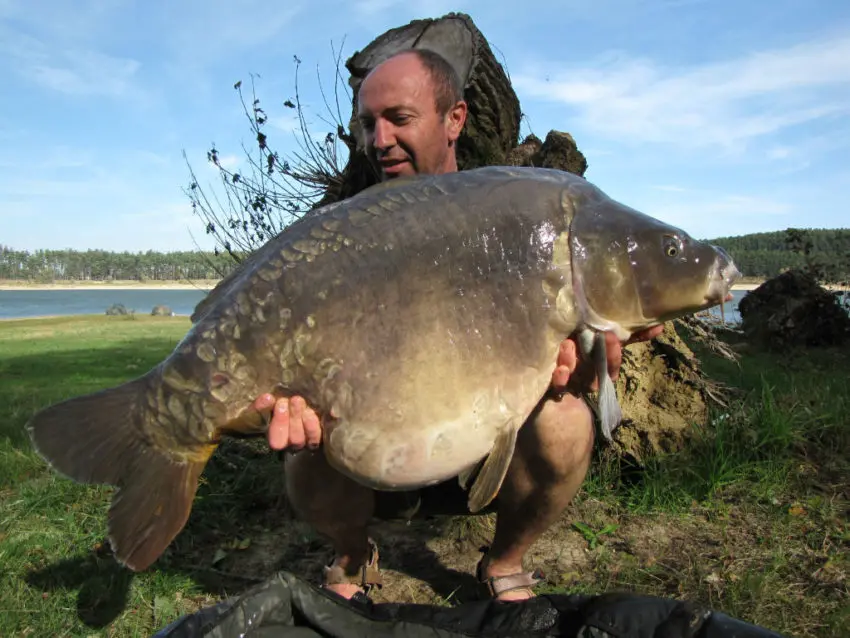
[357,48,468,180]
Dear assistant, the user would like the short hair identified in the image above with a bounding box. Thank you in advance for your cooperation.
[389,48,465,115]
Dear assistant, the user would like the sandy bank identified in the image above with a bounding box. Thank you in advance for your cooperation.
[731,282,848,292]
[0,280,217,291]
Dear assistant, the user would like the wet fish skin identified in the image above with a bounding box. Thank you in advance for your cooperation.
[26,166,739,572]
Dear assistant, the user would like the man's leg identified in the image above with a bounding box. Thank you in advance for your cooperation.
[478,393,595,601]
[284,449,379,599]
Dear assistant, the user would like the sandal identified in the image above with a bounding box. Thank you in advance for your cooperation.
[322,537,383,599]
[475,546,546,601]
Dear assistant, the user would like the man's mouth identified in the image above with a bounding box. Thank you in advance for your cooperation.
[379,157,408,168]
[379,160,410,178]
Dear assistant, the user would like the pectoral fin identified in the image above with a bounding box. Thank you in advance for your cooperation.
[466,419,520,513]
[577,329,623,441]
[458,457,485,491]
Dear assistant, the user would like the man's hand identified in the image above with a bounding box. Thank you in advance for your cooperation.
[253,394,322,451]
[550,324,665,394]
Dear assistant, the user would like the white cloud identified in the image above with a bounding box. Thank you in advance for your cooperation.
[210,154,240,170]
[641,191,794,240]
[29,50,141,98]
[354,0,403,14]
[0,0,128,41]
[0,27,145,100]
[513,35,850,152]
[767,146,792,160]
[352,0,481,19]
[270,114,301,134]
[167,2,302,58]
[0,146,94,170]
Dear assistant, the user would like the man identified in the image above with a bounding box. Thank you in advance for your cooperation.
[252,48,663,602]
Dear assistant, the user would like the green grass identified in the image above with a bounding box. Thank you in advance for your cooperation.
[0,315,294,636]
[0,315,847,636]
[573,329,849,637]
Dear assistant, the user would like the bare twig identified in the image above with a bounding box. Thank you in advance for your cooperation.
[182,53,352,265]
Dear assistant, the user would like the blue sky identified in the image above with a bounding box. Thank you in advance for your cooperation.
[1,0,848,252]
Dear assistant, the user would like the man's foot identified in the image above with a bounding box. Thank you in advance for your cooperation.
[476,548,545,602]
[322,538,383,601]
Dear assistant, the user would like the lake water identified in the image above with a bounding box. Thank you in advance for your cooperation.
[703,289,747,324]
[0,287,751,324]
[0,289,212,320]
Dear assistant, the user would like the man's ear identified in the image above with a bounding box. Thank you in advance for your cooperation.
[446,100,468,142]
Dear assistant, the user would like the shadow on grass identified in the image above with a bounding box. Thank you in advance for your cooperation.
[25,552,135,628]
[22,439,289,628]
[6,343,491,629]
[23,438,488,628]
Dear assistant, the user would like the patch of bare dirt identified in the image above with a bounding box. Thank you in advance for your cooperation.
[610,323,717,461]
[738,269,850,350]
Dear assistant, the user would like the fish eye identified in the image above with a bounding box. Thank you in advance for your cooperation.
[663,236,680,258]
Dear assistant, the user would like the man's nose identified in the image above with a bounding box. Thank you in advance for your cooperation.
[372,120,395,149]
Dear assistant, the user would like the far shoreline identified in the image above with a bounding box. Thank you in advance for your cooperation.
[0,279,767,292]
[1,279,845,293]
[0,280,218,292]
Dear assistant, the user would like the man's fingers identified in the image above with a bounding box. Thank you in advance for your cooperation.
[267,398,290,450]
[626,324,664,345]
[605,332,623,380]
[302,408,322,449]
[557,339,578,370]
[259,394,322,452]
[552,339,577,387]
[641,324,664,340]
[551,365,571,389]
[287,396,307,448]
[253,393,277,413]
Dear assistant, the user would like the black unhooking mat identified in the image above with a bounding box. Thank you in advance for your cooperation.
[152,570,786,638]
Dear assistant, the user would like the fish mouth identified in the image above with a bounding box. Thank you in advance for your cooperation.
[704,245,741,306]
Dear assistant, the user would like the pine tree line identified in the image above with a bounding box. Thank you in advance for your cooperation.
[2,228,846,284]
[0,247,242,283]
[710,228,850,282]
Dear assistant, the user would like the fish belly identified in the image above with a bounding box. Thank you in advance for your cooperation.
[321,366,555,491]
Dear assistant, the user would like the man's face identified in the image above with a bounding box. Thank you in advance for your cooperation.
[357,53,466,180]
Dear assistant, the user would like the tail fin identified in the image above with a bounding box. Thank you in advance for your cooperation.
[26,377,214,571]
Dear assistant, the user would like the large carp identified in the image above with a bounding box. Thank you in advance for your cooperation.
[27,166,740,571]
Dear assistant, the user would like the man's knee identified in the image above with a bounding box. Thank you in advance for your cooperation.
[284,450,373,524]
[517,394,595,483]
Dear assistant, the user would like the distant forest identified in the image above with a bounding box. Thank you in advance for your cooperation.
[710,228,850,281]
[0,247,240,283]
[1,228,848,283]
